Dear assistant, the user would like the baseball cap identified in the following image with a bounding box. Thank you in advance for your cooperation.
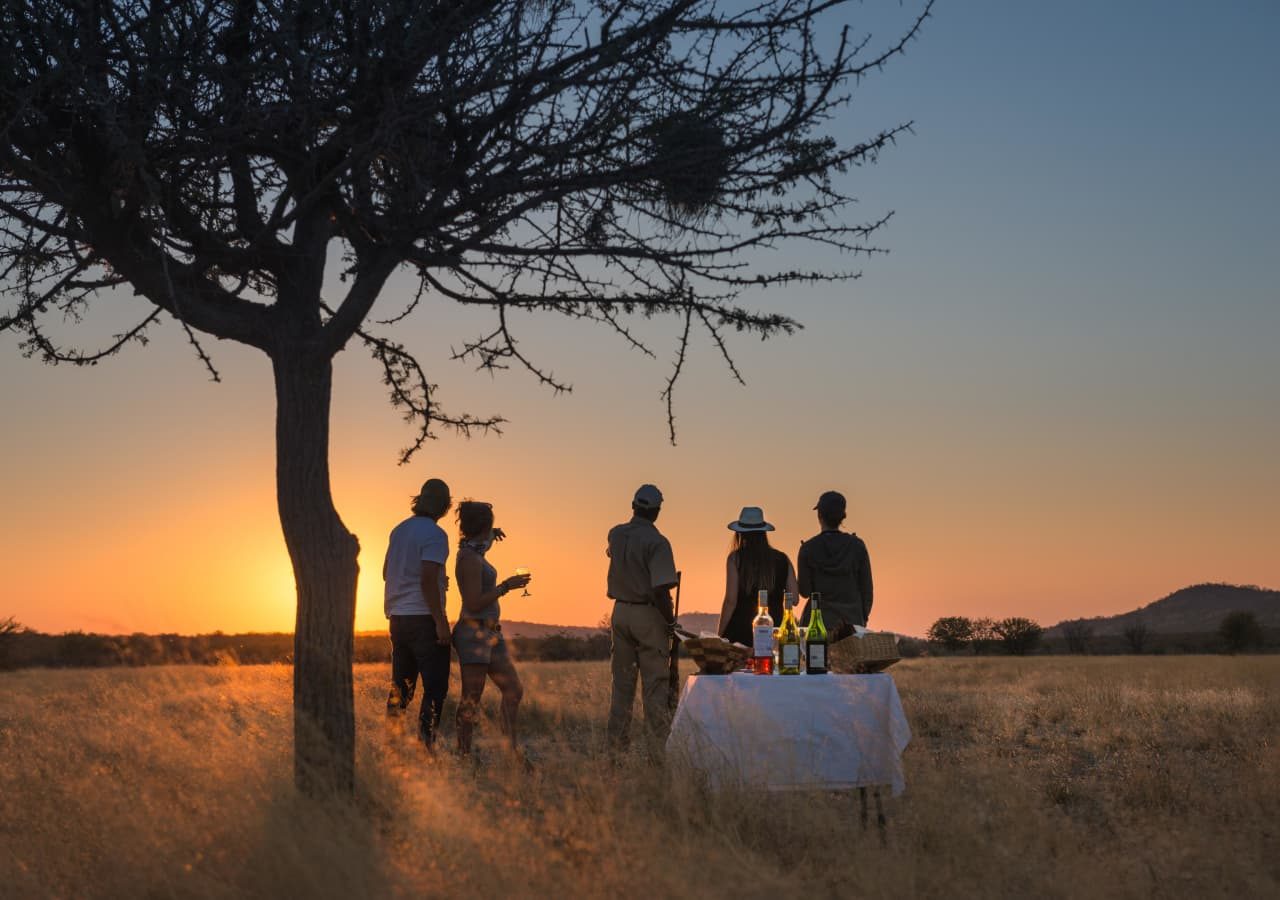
[632,484,664,510]
[814,490,846,519]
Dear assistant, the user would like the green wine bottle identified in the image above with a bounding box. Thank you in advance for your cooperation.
[805,592,828,674]
[778,592,802,675]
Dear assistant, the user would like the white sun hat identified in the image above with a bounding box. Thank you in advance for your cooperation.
[728,506,775,533]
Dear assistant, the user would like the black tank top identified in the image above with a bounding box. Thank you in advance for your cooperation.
[723,548,790,646]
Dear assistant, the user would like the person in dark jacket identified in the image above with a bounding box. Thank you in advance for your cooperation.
[797,491,873,637]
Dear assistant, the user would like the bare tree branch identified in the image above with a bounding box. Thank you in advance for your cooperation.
[3,1,931,443]
[661,306,694,445]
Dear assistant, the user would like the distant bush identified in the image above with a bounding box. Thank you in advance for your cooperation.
[1219,611,1263,654]
[511,632,611,662]
[970,617,998,655]
[896,636,927,658]
[1061,620,1094,655]
[0,616,24,670]
[0,626,616,670]
[927,617,974,653]
[1123,620,1152,654]
[994,617,1043,656]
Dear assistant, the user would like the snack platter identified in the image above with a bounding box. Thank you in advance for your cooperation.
[680,633,750,674]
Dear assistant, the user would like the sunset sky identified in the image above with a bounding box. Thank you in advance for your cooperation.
[3,1,1277,639]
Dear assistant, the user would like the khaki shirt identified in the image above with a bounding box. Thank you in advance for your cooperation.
[606,516,678,605]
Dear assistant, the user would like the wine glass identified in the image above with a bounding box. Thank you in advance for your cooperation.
[514,566,532,597]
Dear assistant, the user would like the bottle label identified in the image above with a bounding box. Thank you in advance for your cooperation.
[808,644,825,670]
[782,644,800,667]
[753,625,773,658]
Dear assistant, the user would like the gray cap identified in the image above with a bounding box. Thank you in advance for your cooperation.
[632,484,664,510]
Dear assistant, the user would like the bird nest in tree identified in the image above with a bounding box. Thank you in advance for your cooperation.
[647,112,730,220]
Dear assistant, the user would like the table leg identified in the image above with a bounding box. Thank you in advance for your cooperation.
[874,788,887,846]
[857,787,888,843]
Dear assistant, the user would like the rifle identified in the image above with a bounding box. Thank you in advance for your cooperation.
[667,570,683,711]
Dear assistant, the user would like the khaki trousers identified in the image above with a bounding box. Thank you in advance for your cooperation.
[607,601,671,747]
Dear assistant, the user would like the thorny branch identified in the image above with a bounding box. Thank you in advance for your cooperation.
[661,306,694,445]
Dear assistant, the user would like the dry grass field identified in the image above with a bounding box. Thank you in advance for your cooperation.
[1,657,1276,898]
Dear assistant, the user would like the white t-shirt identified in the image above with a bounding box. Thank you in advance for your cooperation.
[383,515,449,617]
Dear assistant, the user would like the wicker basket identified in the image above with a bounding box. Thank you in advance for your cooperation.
[828,631,901,674]
[683,636,750,675]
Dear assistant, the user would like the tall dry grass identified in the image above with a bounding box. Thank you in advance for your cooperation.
[1,657,1276,898]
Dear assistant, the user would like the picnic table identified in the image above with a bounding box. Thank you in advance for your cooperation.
[666,671,911,795]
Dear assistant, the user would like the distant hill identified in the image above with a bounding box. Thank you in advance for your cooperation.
[1049,583,1280,636]
[494,620,600,640]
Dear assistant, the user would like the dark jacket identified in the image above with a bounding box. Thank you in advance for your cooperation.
[797,531,873,629]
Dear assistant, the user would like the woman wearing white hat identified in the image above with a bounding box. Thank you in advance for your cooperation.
[717,507,799,646]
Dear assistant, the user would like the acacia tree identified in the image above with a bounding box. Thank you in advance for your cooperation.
[993,616,1042,656]
[1,0,931,792]
[926,616,973,653]
[970,615,996,655]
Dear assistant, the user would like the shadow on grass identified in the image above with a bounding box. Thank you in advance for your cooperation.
[227,778,396,898]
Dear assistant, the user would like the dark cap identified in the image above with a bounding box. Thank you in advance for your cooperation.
[632,484,663,510]
[417,478,451,502]
[814,490,846,520]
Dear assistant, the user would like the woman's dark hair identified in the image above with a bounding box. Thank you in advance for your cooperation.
[456,501,495,540]
[732,531,775,596]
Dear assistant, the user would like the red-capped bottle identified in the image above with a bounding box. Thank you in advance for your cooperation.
[752,590,775,675]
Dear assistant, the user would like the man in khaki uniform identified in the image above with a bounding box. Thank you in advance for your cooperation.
[606,484,679,749]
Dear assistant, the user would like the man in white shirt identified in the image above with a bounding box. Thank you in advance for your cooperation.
[383,477,453,749]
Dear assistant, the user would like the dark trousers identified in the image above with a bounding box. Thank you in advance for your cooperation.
[389,614,451,745]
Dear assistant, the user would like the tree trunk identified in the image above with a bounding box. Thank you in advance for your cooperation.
[272,350,360,795]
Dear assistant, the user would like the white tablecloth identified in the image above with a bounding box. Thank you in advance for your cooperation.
[666,672,911,795]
